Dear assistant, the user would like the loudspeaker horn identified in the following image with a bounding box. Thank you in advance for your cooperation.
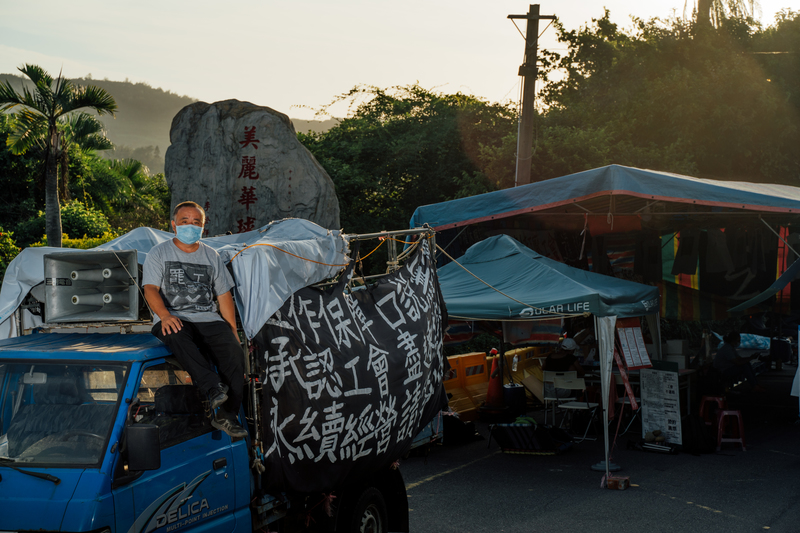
[44,249,139,323]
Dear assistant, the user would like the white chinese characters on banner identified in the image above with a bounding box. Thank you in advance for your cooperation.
[256,240,446,493]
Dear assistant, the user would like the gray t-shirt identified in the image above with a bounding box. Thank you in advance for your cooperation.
[142,239,235,324]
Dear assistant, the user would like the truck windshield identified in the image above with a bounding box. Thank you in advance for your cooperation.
[0,362,127,466]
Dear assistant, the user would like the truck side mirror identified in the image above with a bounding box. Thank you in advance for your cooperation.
[126,424,161,471]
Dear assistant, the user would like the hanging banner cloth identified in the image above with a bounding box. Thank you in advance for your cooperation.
[727,256,800,313]
[252,240,447,493]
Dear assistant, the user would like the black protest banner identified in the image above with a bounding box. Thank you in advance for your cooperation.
[253,239,447,493]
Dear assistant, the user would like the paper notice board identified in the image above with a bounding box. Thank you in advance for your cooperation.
[640,368,682,445]
[617,327,652,369]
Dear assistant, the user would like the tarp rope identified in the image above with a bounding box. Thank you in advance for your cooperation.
[356,238,386,261]
[228,243,349,267]
[435,244,589,320]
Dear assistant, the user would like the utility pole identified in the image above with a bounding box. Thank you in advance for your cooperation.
[509,4,555,187]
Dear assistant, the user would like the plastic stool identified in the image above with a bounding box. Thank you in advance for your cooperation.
[699,396,727,426]
[716,410,746,451]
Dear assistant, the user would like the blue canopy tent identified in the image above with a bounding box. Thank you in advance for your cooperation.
[410,164,800,234]
[438,234,660,321]
[413,164,800,321]
[418,164,800,479]
[438,234,661,479]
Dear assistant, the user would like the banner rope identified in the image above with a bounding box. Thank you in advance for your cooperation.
[228,242,349,267]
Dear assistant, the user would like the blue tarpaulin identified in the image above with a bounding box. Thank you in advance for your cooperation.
[438,234,660,320]
[410,165,800,231]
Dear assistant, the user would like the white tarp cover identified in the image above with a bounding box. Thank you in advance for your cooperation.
[0,219,349,340]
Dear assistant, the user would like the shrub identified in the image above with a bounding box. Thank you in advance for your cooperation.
[0,227,21,280]
[15,201,112,247]
[30,231,119,249]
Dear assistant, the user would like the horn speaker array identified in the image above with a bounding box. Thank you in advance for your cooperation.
[44,250,139,323]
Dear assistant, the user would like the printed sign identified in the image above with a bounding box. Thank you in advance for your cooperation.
[640,368,682,445]
[617,327,652,369]
[254,240,447,492]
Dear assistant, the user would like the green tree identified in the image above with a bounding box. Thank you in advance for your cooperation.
[62,151,169,231]
[58,113,114,201]
[533,10,799,184]
[299,84,516,234]
[0,115,39,230]
[0,64,117,247]
[106,159,170,230]
[753,9,800,113]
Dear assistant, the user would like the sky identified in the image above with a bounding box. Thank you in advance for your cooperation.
[0,0,793,120]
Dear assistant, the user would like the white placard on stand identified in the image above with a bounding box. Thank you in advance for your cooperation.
[640,368,682,445]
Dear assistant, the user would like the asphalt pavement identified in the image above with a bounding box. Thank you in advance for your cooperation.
[400,366,800,532]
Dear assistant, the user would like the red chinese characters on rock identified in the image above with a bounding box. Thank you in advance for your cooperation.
[235,126,262,233]
[238,186,257,211]
[237,217,256,233]
[237,156,259,180]
[239,126,261,150]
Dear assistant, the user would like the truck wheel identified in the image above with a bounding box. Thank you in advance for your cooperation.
[348,487,388,533]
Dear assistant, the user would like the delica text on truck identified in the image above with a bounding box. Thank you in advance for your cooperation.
[0,219,446,533]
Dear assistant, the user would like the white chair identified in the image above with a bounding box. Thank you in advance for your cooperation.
[554,376,599,442]
[614,373,641,436]
[542,370,577,426]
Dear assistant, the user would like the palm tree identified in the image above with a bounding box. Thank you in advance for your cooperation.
[19,112,115,203]
[106,158,170,229]
[0,64,117,247]
[58,113,115,201]
[692,0,758,28]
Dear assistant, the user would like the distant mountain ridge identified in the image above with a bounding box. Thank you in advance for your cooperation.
[0,73,337,173]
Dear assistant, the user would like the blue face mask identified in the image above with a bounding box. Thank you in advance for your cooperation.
[175,224,203,245]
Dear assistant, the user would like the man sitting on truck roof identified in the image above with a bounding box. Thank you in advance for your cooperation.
[142,201,248,438]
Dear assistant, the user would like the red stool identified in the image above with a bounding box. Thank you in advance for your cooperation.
[699,396,727,426]
[716,410,746,451]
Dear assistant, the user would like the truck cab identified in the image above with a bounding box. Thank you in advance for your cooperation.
[0,333,257,533]
[0,330,423,533]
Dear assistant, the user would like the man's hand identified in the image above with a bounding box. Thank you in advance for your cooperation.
[144,284,183,335]
[160,314,183,335]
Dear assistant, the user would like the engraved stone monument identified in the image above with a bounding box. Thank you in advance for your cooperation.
[165,100,340,235]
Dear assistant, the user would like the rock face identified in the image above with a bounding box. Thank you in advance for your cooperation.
[165,100,340,235]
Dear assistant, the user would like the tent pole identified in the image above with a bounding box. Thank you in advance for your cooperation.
[598,314,611,483]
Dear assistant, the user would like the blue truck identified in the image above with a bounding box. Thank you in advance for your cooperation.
[0,224,444,533]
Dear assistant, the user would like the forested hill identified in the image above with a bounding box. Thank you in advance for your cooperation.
[0,73,336,173]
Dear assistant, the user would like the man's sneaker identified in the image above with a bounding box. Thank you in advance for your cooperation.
[207,383,229,410]
[211,411,248,438]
